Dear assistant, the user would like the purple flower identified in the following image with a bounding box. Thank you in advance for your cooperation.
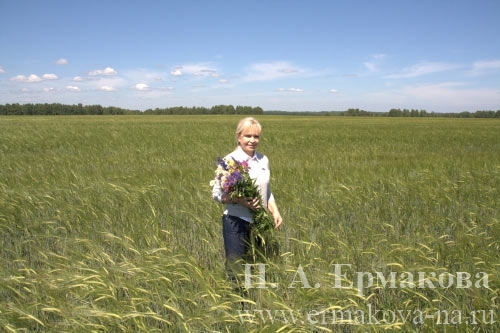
[226,171,241,188]
[231,170,242,181]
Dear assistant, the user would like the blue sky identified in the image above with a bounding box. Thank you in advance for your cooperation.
[1,0,499,112]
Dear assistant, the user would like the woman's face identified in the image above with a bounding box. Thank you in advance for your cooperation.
[238,126,260,156]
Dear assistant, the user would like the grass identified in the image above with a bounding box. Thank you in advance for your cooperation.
[1,115,499,332]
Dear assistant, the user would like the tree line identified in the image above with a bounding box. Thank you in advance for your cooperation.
[0,103,264,116]
[0,103,136,115]
[267,108,500,118]
[0,103,499,118]
[387,108,500,118]
[143,105,264,115]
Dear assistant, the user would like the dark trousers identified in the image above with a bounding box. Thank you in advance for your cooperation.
[222,214,251,283]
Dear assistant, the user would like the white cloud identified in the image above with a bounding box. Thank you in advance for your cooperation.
[402,83,500,111]
[278,88,304,92]
[329,89,339,93]
[10,74,42,82]
[10,73,58,82]
[364,62,378,72]
[55,58,68,65]
[100,85,116,92]
[279,68,298,74]
[472,59,500,70]
[468,59,500,76]
[171,67,182,76]
[44,87,55,92]
[10,75,26,82]
[243,61,301,82]
[27,74,42,82]
[135,83,149,91]
[89,67,117,76]
[66,85,81,92]
[372,54,386,60]
[170,63,218,77]
[0,66,5,74]
[366,82,499,112]
[42,73,58,80]
[385,62,460,79]
[70,73,128,93]
[403,82,465,98]
[363,54,386,73]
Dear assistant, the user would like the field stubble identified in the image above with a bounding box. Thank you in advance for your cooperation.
[1,115,499,332]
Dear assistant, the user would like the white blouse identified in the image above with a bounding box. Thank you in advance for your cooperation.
[212,146,275,222]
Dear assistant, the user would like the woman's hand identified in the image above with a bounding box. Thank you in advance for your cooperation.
[272,213,283,229]
[235,196,260,211]
[267,200,283,229]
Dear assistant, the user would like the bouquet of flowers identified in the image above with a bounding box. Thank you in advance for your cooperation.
[210,157,275,234]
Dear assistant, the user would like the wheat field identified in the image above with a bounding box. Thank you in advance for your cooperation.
[1,115,499,332]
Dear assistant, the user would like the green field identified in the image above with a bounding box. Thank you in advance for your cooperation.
[1,115,499,332]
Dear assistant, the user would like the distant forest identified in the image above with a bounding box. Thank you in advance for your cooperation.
[1,103,499,118]
[0,103,263,116]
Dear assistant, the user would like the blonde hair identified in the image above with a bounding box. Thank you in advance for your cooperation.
[235,117,262,145]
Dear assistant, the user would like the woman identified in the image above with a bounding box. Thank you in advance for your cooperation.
[211,117,282,282]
